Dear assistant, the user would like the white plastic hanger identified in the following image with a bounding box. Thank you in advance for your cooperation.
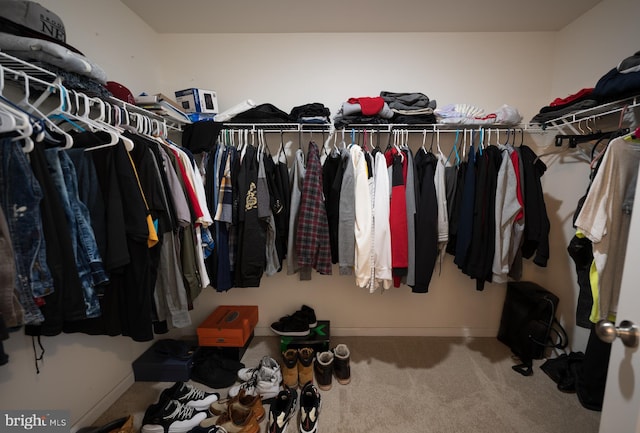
[16,71,73,149]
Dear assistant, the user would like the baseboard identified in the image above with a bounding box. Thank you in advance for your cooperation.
[70,373,135,433]
[254,326,498,337]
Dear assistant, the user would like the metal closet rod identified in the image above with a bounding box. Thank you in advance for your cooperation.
[221,123,543,134]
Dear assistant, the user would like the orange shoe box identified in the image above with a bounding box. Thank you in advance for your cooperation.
[197,305,258,347]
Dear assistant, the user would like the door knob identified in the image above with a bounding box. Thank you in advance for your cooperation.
[596,320,639,348]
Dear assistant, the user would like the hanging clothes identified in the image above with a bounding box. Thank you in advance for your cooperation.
[385,146,408,287]
[519,145,550,268]
[372,151,393,291]
[463,145,502,290]
[234,144,267,287]
[492,146,522,284]
[322,150,343,264]
[0,203,20,328]
[0,138,49,326]
[338,148,355,275]
[454,143,476,269]
[574,136,640,322]
[296,141,332,279]
[287,148,306,275]
[413,148,438,293]
[24,144,86,338]
[403,147,417,287]
[350,144,373,288]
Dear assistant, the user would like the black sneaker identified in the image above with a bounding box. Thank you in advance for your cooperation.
[299,382,322,433]
[292,305,317,328]
[141,399,207,433]
[159,382,220,411]
[267,386,298,433]
[270,315,310,336]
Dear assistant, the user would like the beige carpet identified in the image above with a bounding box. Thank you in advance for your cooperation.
[90,336,601,433]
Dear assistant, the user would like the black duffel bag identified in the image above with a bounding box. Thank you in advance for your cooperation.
[497,281,568,376]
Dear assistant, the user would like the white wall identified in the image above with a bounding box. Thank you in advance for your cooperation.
[1,0,639,429]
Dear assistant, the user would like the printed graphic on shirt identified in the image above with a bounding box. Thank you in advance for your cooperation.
[246,182,258,211]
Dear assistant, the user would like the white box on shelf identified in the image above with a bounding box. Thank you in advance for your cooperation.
[174,88,218,114]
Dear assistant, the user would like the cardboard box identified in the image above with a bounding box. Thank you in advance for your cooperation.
[174,88,218,114]
[132,339,197,382]
[280,320,330,353]
[197,305,258,347]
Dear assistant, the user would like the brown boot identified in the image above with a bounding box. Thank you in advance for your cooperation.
[297,347,315,386]
[281,348,299,389]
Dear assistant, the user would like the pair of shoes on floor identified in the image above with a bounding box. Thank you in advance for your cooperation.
[270,305,317,336]
[280,347,315,388]
[141,382,219,433]
[314,343,351,391]
[228,355,282,402]
[268,382,322,433]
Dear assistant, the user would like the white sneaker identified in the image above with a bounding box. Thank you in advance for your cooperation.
[229,367,281,401]
[237,355,280,382]
[141,399,207,433]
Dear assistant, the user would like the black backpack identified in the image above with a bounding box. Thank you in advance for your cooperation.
[497,281,568,376]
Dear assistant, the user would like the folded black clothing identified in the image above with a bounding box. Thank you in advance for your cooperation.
[230,103,293,123]
[391,113,437,124]
[334,114,390,129]
[290,103,330,122]
[183,121,225,153]
[530,99,599,125]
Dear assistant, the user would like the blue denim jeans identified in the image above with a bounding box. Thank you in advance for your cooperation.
[45,149,105,318]
[0,138,51,325]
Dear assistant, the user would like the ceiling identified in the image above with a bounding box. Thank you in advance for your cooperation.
[120,0,602,34]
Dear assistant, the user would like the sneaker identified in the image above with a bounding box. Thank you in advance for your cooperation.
[298,382,322,433]
[159,382,220,411]
[237,356,280,382]
[267,386,298,433]
[210,389,266,423]
[297,347,314,386]
[141,399,207,433]
[280,349,299,389]
[270,315,310,337]
[333,344,351,385]
[228,368,281,402]
[313,351,334,391]
[291,305,317,329]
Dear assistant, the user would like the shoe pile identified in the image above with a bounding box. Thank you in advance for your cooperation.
[313,343,351,391]
[270,305,317,336]
[228,355,282,402]
[141,382,219,433]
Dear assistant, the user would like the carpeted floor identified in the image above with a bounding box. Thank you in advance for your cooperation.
[89,336,601,433]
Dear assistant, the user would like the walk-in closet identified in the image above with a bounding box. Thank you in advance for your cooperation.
[1,0,639,432]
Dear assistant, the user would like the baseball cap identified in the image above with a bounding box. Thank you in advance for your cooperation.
[0,0,83,55]
[105,81,135,105]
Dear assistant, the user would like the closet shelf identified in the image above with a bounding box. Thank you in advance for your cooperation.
[535,94,640,135]
[0,50,56,83]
